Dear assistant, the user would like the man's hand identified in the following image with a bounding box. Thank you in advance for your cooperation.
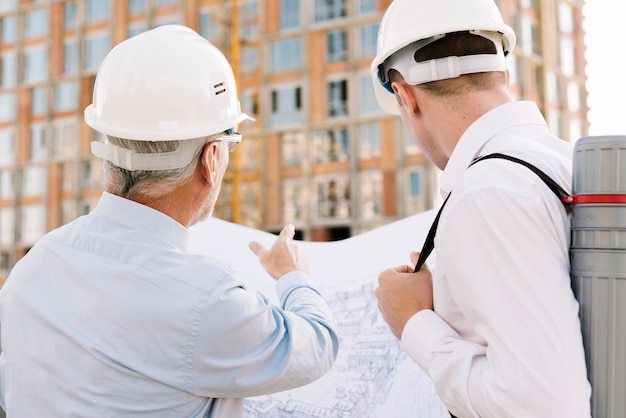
[375,252,434,339]
[249,224,308,280]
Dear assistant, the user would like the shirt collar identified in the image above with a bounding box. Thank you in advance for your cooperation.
[438,101,548,198]
[94,192,190,251]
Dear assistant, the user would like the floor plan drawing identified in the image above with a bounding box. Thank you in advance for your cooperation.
[241,280,448,418]
[189,210,449,417]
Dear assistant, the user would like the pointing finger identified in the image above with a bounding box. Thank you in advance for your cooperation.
[279,224,295,239]
[249,241,267,257]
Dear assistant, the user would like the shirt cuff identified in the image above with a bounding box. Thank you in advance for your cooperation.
[400,309,459,370]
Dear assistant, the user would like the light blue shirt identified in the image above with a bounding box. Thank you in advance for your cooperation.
[0,192,339,417]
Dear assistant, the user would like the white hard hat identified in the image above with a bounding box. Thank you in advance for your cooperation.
[85,24,253,170]
[371,0,516,115]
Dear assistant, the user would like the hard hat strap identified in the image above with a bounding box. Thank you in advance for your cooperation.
[379,30,507,90]
[90,137,207,172]
[407,53,507,84]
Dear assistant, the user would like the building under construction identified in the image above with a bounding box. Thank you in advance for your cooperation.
[0,0,588,282]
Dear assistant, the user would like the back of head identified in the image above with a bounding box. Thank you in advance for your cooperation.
[84,25,253,196]
[371,0,516,114]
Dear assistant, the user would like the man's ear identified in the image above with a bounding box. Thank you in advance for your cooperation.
[199,142,220,187]
[392,81,419,116]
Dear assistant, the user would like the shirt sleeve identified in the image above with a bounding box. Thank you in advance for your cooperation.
[402,186,590,418]
[190,270,339,398]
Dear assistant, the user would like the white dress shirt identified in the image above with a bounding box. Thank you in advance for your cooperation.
[401,101,591,417]
[0,192,339,417]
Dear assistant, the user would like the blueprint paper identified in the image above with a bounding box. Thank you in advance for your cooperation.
[188,211,449,417]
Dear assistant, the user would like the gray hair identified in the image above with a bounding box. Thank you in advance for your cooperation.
[103,135,216,198]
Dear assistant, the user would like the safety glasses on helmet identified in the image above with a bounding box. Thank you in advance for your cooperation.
[212,128,242,152]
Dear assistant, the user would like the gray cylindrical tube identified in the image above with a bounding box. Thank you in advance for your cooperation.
[571,135,626,418]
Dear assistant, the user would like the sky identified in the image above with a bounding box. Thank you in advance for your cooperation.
[583,0,626,136]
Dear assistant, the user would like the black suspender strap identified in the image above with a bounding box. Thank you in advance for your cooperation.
[471,153,571,203]
[413,153,572,273]
[413,193,451,273]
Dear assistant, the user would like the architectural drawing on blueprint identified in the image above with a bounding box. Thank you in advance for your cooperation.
[188,211,449,417]
[243,280,448,418]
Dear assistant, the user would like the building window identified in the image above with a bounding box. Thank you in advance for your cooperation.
[65,1,77,29]
[23,47,48,84]
[82,160,103,189]
[312,127,349,163]
[546,72,558,104]
[569,118,582,143]
[128,23,147,38]
[328,79,348,117]
[64,39,79,74]
[241,89,258,117]
[156,0,177,6]
[327,30,347,62]
[240,182,262,228]
[0,170,15,199]
[314,0,347,23]
[241,46,259,74]
[520,15,540,57]
[559,3,574,33]
[213,182,233,221]
[560,37,576,76]
[239,137,261,171]
[269,38,303,73]
[0,251,11,274]
[155,14,180,27]
[359,122,380,159]
[282,177,308,224]
[199,10,222,44]
[534,65,544,101]
[85,33,111,71]
[359,170,382,219]
[61,163,76,192]
[1,52,17,87]
[548,110,561,138]
[0,0,18,13]
[0,129,15,167]
[281,132,305,167]
[0,94,16,124]
[22,166,46,197]
[30,124,47,161]
[281,0,300,29]
[316,175,351,219]
[520,0,538,9]
[358,23,378,58]
[406,169,424,213]
[1,16,17,45]
[240,2,259,41]
[25,8,48,38]
[406,132,420,155]
[20,203,46,245]
[358,0,377,14]
[86,0,111,23]
[359,74,379,114]
[55,81,79,112]
[567,81,581,112]
[0,207,14,246]
[31,87,47,116]
[61,199,78,226]
[270,86,302,127]
[80,197,99,216]
[129,0,147,13]
[52,118,79,159]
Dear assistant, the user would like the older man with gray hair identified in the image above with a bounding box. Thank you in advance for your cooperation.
[0,25,338,418]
